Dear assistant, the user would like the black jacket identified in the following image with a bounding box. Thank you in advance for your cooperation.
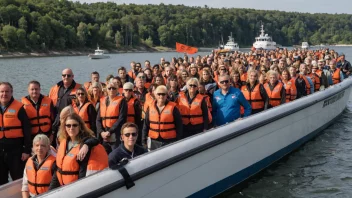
[53,80,80,115]
[108,143,147,168]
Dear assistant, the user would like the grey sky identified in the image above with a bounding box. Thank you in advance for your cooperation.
[77,0,351,14]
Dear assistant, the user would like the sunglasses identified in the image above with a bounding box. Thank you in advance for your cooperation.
[157,93,167,96]
[138,76,146,79]
[62,74,72,78]
[124,133,138,137]
[219,80,229,84]
[220,69,226,71]
[107,87,117,90]
[189,84,197,88]
[65,124,79,128]
[124,89,133,92]
[77,93,85,96]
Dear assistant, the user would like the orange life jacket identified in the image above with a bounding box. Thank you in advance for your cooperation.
[49,83,81,106]
[26,155,56,195]
[177,93,204,125]
[0,100,24,139]
[143,93,155,119]
[202,94,213,123]
[126,97,136,123]
[282,80,297,102]
[73,102,92,129]
[240,73,248,84]
[128,70,137,80]
[145,82,151,89]
[332,68,341,84]
[56,139,108,186]
[241,84,264,110]
[308,73,321,92]
[100,96,123,129]
[148,101,177,139]
[83,82,92,91]
[264,82,283,107]
[22,96,52,135]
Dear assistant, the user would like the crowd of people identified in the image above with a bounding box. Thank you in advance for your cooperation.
[0,47,350,197]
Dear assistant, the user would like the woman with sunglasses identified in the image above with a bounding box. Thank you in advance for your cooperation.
[177,78,209,138]
[73,87,97,133]
[108,123,147,168]
[142,85,183,150]
[49,113,108,190]
[96,82,127,152]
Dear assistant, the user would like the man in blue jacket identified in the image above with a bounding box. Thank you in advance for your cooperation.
[212,75,251,126]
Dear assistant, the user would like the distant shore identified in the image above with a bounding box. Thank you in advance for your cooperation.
[0,46,175,59]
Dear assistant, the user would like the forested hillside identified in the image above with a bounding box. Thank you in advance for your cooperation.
[1,0,352,51]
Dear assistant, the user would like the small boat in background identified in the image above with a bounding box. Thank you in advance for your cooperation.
[88,47,110,59]
[302,42,309,49]
[220,32,239,51]
[253,24,277,50]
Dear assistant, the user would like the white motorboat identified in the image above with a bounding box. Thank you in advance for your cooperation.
[220,32,239,51]
[88,47,110,59]
[27,78,351,198]
[302,42,309,49]
[253,24,277,50]
[2,79,352,198]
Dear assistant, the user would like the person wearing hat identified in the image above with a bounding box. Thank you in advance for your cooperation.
[337,53,352,78]
[122,82,142,145]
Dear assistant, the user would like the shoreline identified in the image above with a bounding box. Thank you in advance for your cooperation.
[0,47,176,59]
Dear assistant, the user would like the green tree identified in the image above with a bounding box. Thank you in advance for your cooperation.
[16,28,27,48]
[1,25,17,48]
[28,31,40,48]
[18,16,28,30]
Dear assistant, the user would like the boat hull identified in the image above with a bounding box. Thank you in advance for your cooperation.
[35,78,352,198]
[88,55,110,59]
[253,43,276,50]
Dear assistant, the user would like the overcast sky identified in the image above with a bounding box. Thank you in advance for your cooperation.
[76,0,351,14]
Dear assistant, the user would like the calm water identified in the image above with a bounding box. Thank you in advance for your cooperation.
[1,47,352,197]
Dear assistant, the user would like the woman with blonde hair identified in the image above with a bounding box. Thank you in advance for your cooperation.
[22,134,56,197]
[177,78,209,138]
[88,82,103,111]
[241,69,268,115]
[73,87,97,133]
[49,113,108,190]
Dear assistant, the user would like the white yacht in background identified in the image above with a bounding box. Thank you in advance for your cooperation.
[88,47,110,59]
[302,42,309,49]
[220,32,239,51]
[253,24,276,50]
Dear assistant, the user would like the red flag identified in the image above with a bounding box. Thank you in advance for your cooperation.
[176,42,198,54]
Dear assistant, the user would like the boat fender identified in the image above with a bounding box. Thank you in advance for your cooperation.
[111,158,135,189]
